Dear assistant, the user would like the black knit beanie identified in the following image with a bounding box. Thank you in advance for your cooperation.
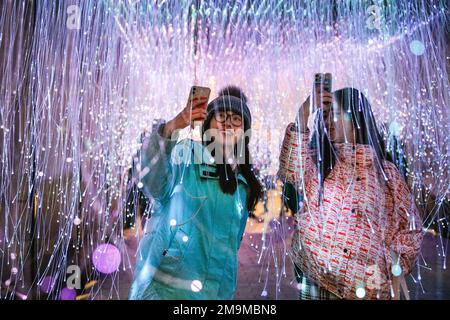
[202,86,252,133]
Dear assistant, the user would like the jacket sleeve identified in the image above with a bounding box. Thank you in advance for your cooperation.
[384,162,423,275]
[137,124,179,204]
[278,122,316,188]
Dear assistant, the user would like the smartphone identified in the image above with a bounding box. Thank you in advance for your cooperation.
[314,73,332,93]
[187,85,211,140]
[187,86,211,109]
[308,73,332,131]
[313,73,332,109]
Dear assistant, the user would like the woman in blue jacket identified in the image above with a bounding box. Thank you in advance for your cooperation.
[129,86,262,299]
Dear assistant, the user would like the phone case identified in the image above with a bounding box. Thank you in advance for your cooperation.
[314,73,332,92]
[189,86,211,106]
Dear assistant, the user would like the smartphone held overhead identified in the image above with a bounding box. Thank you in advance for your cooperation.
[187,85,211,138]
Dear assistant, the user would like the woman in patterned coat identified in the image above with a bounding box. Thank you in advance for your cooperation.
[279,87,423,299]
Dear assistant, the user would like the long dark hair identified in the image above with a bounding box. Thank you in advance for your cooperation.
[309,87,393,191]
[202,91,262,213]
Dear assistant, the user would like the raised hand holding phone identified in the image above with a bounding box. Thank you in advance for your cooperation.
[296,73,333,132]
[313,73,332,108]
[162,86,210,139]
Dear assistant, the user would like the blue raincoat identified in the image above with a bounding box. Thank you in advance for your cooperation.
[129,128,249,299]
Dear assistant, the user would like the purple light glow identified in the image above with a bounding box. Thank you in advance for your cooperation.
[39,276,56,294]
[60,287,77,300]
[92,244,121,274]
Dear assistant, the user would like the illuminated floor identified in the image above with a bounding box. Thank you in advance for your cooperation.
[113,220,449,300]
[235,229,450,300]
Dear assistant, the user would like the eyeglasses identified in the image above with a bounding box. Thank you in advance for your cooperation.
[214,111,242,126]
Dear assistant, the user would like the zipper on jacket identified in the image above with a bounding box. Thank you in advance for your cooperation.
[162,227,178,256]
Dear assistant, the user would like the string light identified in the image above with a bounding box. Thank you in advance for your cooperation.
[0,0,448,300]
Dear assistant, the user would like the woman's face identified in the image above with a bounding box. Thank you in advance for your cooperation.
[209,111,244,148]
[323,99,355,144]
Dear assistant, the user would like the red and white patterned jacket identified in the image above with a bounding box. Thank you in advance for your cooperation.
[279,123,423,299]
